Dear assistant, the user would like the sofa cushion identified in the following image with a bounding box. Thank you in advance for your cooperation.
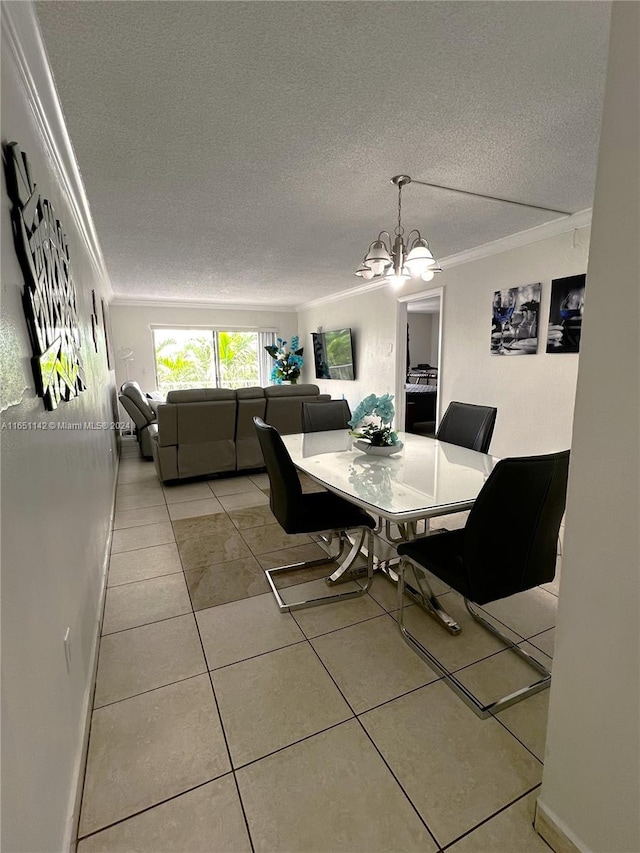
[264,383,321,398]
[264,386,330,435]
[179,440,236,478]
[236,386,266,399]
[156,404,178,446]
[236,394,268,470]
[176,399,237,478]
[177,400,236,444]
[166,388,237,403]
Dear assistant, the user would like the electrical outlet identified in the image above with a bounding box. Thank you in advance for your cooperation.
[63,627,72,673]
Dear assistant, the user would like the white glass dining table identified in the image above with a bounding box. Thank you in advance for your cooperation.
[281,429,498,525]
[281,429,499,625]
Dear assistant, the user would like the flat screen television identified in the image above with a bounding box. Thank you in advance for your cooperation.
[311,328,355,380]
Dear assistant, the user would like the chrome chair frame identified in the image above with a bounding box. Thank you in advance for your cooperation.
[394,450,569,718]
[253,416,375,613]
[265,527,374,613]
[396,557,551,718]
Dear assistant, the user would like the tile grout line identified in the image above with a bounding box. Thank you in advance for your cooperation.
[490,714,545,766]
[101,608,192,637]
[106,568,183,591]
[76,773,239,844]
[439,782,543,850]
[92,666,209,712]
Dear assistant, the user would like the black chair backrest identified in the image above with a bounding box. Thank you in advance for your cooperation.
[253,417,302,531]
[436,401,497,453]
[302,400,352,433]
[463,450,570,604]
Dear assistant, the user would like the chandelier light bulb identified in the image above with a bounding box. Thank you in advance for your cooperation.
[354,265,375,280]
[421,269,435,282]
[385,267,411,289]
[388,275,409,290]
[405,240,435,277]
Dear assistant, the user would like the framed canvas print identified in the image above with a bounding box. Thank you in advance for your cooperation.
[101,298,114,369]
[491,283,541,355]
[546,274,586,353]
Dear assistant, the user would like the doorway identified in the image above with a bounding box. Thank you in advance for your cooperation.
[395,287,443,433]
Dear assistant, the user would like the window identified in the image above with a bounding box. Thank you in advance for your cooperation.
[153,328,275,394]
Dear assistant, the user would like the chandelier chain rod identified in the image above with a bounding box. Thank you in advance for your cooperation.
[409,179,573,216]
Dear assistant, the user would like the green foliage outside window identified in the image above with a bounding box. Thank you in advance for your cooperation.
[154,330,260,393]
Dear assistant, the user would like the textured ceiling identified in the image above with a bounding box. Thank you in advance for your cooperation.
[34,1,611,308]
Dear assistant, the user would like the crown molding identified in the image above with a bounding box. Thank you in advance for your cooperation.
[296,209,592,311]
[439,208,592,270]
[1,1,113,295]
[110,297,297,313]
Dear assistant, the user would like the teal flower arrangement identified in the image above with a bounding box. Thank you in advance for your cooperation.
[348,393,399,447]
[265,336,304,384]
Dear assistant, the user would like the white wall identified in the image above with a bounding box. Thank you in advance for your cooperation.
[428,313,440,367]
[538,4,639,851]
[407,312,436,368]
[1,5,117,851]
[298,288,399,414]
[110,302,297,392]
[422,228,589,458]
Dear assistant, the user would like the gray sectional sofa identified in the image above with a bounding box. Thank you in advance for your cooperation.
[152,384,330,482]
[118,380,160,458]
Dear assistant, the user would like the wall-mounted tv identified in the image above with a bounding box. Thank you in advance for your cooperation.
[311,328,355,380]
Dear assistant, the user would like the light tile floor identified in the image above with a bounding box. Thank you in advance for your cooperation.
[77,438,559,851]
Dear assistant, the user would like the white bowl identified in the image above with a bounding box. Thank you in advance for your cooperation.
[354,439,404,457]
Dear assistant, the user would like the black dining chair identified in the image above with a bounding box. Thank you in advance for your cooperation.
[253,417,375,612]
[415,401,497,535]
[396,449,570,717]
[436,401,497,453]
[302,399,352,432]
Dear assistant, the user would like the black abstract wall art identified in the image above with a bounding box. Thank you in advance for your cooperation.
[101,298,114,370]
[546,274,586,353]
[90,290,99,352]
[491,282,541,355]
[3,142,85,410]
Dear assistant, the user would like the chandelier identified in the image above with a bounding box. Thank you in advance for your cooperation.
[355,175,441,289]
[355,174,574,289]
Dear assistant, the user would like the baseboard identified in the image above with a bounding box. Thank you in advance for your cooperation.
[534,798,592,853]
[63,461,118,852]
